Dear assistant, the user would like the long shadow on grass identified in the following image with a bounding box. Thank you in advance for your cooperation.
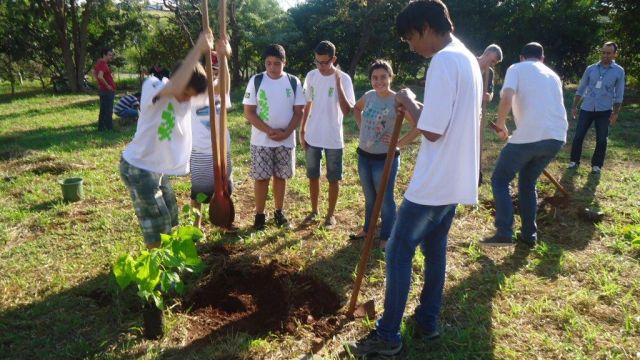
[0,273,140,359]
[531,168,602,280]
[0,123,132,157]
[401,246,531,359]
[0,98,98,123]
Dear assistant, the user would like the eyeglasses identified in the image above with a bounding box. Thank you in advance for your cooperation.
[314,58,332,66]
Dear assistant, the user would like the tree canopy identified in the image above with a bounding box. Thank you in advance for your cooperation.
[1,0,638,93]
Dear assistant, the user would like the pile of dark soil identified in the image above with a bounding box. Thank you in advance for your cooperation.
[181,244,343,350]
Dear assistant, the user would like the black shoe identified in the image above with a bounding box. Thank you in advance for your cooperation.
[274,209,290,228]
[345,330,403,357]
[479,234,514,247]
[253,213,266,230]
[517,235,536,247]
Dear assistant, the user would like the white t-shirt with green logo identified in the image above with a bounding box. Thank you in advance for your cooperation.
[302,69,356,149]
[242,72,306,148]
[122,77,193,175]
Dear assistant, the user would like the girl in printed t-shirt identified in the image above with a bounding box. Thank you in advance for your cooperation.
[351,60,419,250]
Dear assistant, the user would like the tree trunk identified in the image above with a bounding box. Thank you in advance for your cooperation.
[41,0,94,93]
[347,0,379,77]
[228,0,243,87]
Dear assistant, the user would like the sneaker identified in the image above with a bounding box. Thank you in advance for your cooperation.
[324,215,337,228]
[591,166,601,174]
[345,330,403,357]
[274,209,291,229]
[567,162,578,169]
[302,211,319,223]
[253,213,266,230]
[517,235,536,247]
[479,234,514,247]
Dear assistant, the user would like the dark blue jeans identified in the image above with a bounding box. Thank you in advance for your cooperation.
[492,139,564,242]
[569,109,611,167]
[376,199,457,343]
[357,153,399,240]
[98,90,115,131]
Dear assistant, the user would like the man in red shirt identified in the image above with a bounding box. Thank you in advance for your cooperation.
[95,48,116,131]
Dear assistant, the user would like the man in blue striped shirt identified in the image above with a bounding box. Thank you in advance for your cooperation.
[114,92,141,121]
[568,42,625,173]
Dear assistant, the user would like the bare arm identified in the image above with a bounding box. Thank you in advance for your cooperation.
[353,96,365,128]
[494,88,514,141]
[571,95,583,120]
[397,110,421,147]
[157,31,213,99]
[299,102,312,149]
[335,68,352,116]
[96,71,113,91]
[244,104,274,135]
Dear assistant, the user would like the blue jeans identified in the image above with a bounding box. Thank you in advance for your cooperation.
[357,152,399,240]
[569,109,611,167]
[98,90,115,131]
[491,139,564,242]
[117,108,139,120]
[305,145,343,181]
[376,199,457,343]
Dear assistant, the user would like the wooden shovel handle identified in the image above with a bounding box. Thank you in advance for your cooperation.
[347,109,405,316]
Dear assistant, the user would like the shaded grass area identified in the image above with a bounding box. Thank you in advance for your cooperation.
[0,85,639,359]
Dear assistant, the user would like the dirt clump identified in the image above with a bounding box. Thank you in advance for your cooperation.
[182,255,342,347]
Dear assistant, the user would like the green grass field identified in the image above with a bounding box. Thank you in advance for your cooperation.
[0,82,639,359]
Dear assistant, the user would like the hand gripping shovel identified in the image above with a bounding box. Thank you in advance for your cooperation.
[202,0,235,228]
[347,109,405,317]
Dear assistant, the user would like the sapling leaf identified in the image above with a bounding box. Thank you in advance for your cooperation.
[113,255,134,289]
[174,226,204,243]
[196,192,208,204]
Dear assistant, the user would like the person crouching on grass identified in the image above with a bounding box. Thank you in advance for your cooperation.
[350,59,418,250]
[119,31,213,249]
[189,41,234,230]
[243,44,306,230]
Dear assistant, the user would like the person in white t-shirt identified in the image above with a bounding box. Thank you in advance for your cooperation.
[481,42,567,247]
[242,44,306,230]
[347,1,482,356]
[119,31,213,249]
[190,42,233,230]
[299,40,356,228]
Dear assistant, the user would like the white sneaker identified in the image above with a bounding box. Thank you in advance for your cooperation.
[567,162,578,169]
[591,166,601,173]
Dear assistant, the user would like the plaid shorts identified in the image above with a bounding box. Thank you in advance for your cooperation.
[119,157,178,245]
[249,145,295,180]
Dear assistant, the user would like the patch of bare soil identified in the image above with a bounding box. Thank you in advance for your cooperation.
[181,245,342,351]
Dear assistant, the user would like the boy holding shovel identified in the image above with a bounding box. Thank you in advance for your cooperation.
[120,31,213,248]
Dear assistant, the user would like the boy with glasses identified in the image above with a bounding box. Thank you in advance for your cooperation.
[300,40,356,227]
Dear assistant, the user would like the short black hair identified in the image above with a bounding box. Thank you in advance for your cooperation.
[262,44,286,62]
[604,41,618,53]
[314,41,336,57]
[171,61,208,94]
[520,42,544,60]
[133,91,141,98]
[101,48,113,57]
[396,0,453,39]
[368,59,394,80]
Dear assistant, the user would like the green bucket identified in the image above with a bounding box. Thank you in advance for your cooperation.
[59,177,84,202]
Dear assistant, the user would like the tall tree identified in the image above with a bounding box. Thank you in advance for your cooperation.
[38,0,96,92]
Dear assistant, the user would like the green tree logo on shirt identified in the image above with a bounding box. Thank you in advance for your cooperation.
[158,103,175,141]
[258,89,269,122]
[328,87,334,97]
[286,88,292,98]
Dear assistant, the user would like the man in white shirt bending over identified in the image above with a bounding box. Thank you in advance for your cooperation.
[481,42,568,247]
